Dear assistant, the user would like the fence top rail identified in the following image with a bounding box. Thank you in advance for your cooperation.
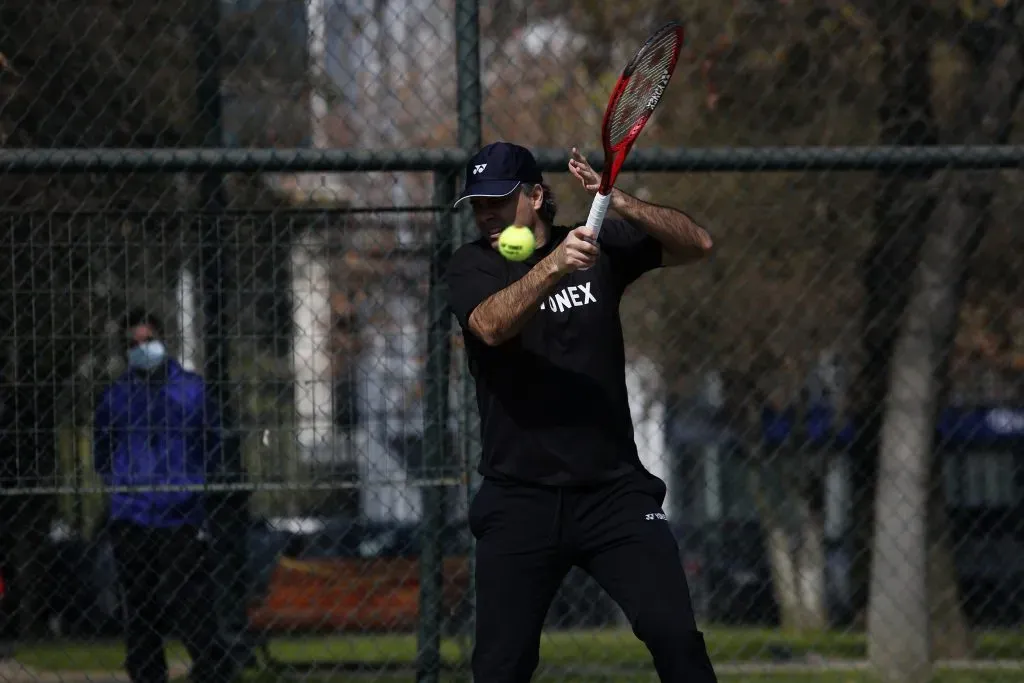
[1,146,1024,173]
[0,207,446,218]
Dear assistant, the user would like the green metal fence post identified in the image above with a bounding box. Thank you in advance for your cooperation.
[416,170,457,683]
[456,0,481,149]
[8,146,1024,173]
[455,0,482,659]
[194,0,249,665]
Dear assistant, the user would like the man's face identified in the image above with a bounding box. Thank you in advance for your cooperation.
[127,323,158,351]
[471,186,539,249]
[125,322,169,373]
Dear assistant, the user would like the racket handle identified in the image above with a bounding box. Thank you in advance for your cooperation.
[584,191,612,238]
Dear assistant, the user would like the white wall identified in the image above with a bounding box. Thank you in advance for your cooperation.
[290,227,335,464]
[175,268,199,371]
[626,356,673,519]
[356,307,424,522]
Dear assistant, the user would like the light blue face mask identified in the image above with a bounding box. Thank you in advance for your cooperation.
[128,340,168,371]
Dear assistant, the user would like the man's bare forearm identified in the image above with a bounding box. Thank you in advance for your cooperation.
[611,188,713,264]
[468,255,564,346]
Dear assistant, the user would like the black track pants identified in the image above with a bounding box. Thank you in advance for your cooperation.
[110,522,239,683]
[468,472,718,683]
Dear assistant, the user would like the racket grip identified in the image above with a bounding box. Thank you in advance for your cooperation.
[584,191,612,238]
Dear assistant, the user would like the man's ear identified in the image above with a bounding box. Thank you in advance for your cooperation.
[530,184,544,211]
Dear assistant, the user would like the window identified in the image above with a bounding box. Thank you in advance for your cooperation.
[962,451,1018,507]
[943,453,960,506]
[703,444,759,522]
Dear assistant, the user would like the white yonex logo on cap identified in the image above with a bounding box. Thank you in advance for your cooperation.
[473,164,487,174]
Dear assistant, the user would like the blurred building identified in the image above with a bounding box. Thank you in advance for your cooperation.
[216,0,461,521]
[664,350,1024,626]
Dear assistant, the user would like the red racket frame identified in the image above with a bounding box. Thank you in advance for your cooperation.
[597,22,685,195]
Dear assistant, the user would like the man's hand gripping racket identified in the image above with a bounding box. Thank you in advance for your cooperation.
[579,22,685,240]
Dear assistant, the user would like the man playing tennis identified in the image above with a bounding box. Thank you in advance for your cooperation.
[445,141,718,683]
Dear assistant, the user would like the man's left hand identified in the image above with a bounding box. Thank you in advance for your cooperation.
[568,147,600,194]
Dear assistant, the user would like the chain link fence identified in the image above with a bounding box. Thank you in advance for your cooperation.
[1,1,1024,682]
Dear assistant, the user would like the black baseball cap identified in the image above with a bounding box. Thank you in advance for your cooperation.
[453,141,544,208]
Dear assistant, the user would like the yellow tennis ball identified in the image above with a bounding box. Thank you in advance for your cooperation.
[498,225,535,262]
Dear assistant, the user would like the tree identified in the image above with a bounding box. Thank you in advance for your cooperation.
[479,0,875,630]
[720,354,847,631]
[0,0,318,632]
[868,3,1024,679]
[0,0,197,635]
[479,0,1024,640]
[840,0,941,634]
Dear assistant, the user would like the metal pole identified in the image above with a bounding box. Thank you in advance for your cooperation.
[8,145,1024,172]
[194,0,248,664]
[416,171,456,683]
[454,0,482,661]
[456,0,481,151]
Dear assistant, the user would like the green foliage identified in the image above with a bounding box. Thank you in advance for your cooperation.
[480,0,1024,393]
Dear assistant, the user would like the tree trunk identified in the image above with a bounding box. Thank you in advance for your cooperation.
[851,0,937,624]
[762,524,827,631]
[867,224,945,683]
[751,450,828,632]
[929,9,1024,658]
[793,498,828,631]
[928,468,973,659]
[869,11,1024,679]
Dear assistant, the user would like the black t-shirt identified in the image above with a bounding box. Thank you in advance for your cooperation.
[444,218,663,487]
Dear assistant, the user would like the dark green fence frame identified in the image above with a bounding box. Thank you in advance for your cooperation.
[7,144,1023,680]
[6,0,1024,673]
[34,0,1024,677]
[3,144,1024,172]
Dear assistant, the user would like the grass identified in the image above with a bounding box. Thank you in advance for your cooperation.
[16,627,1024,671]
[11,627,1024,679]
[236,673,1024,683]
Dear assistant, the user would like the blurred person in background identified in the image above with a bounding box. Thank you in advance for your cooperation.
[93,309,238,683]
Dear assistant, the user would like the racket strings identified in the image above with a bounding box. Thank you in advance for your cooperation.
[608,31,681,148]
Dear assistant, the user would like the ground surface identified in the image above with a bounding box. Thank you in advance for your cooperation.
[5,628,1024,683]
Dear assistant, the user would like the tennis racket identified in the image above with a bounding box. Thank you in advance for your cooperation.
[584,21,685,239]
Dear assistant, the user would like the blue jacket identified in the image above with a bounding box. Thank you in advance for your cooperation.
[93,359,222,528]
